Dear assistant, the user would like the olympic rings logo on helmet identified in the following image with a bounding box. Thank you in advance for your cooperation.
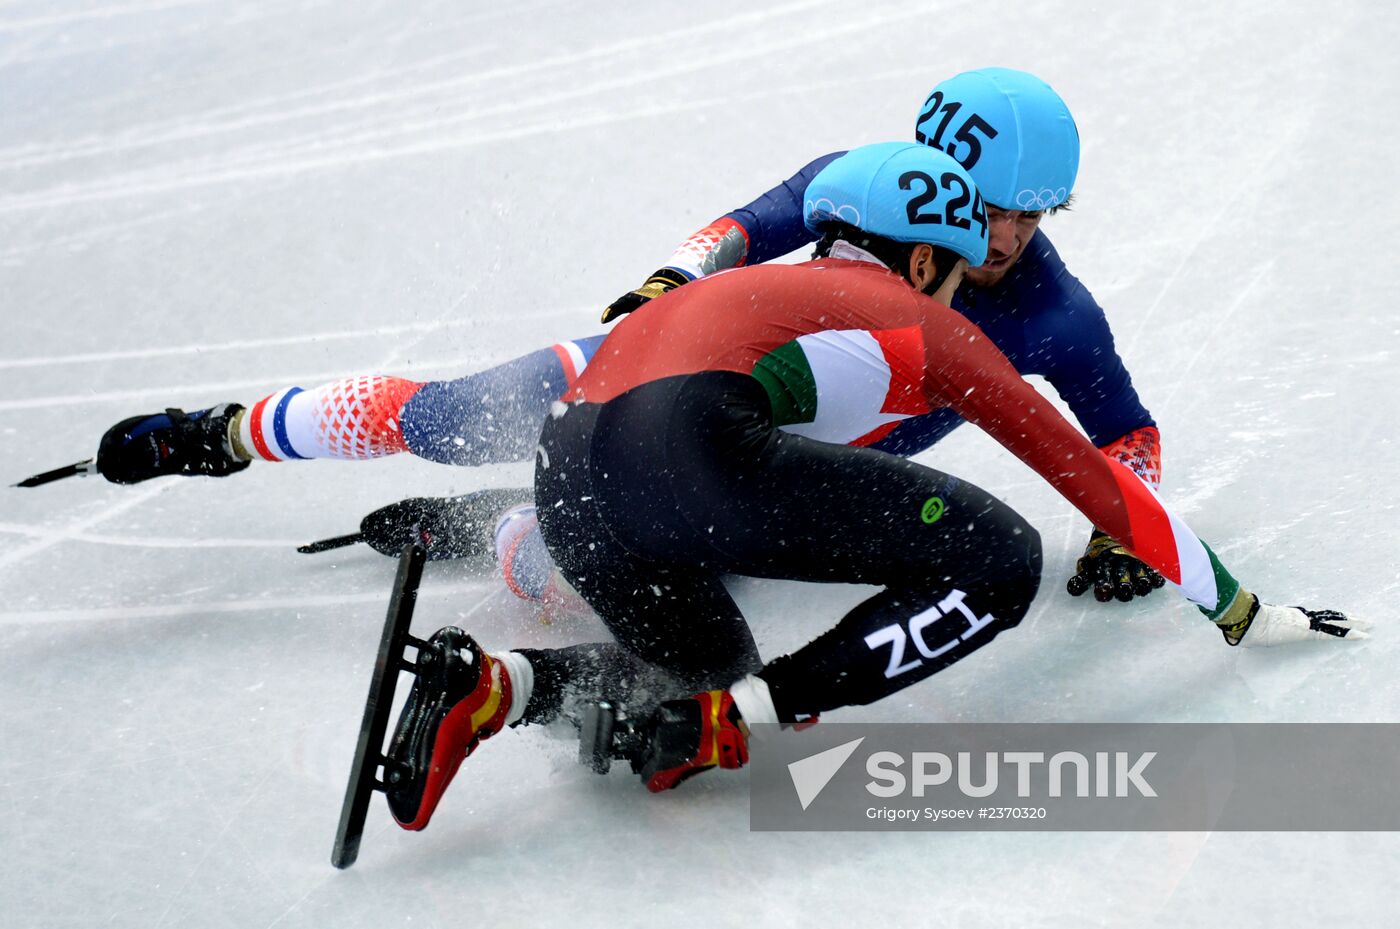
[804,197,862,227]
[802,143,989,267]
[1013,188,1069,210]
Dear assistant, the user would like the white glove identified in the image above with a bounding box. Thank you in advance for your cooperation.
[1220,597,1371,647]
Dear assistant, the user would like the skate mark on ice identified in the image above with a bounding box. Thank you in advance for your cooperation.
[0,522,302,549]
[0,200,209,261]
[150,764,282,929]
[0,2,921,216]
[0,347,561,410]
[0,39,494,169]
[0,0,217,34]
[1119,182,1251,361]
[0,0,834,172]
[0,302,588,372]
[0,580,498,625]
[1156,261,1272,414]
[0,480,173,572]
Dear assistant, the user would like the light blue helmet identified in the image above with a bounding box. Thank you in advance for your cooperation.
[803,141,989,266]
[914,67,1079,211]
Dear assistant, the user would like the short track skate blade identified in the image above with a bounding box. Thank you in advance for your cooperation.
[298,532,364,555]
[578,701,646,774]
[14,459,96,488]
[331,543,426,870]
[579,702,618,774]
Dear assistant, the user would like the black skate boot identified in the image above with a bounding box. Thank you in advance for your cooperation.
[362,489,534,560]
[298,488,535,560]
[96,404,249,484]
[386,627,515,830]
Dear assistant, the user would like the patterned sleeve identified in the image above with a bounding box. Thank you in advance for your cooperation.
[661,152,846,280]
[1098,425,1162,488]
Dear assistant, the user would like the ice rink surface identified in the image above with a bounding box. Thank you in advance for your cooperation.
[2,1,1399,926]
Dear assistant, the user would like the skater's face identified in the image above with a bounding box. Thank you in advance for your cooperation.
[964,206,1042,287]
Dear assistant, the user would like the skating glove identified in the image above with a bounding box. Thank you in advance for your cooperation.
[1215,595,1371,646]
[1065,529,1166,602]
[600,267,690,323]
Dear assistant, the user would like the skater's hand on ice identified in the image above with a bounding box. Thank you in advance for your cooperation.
[1065,530,1166,603]
[1217,598,1372,647]
[600,268,690,323]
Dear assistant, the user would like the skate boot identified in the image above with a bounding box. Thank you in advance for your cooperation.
[360,488,534,561]
[636,690,750,792]
[96,404,249,484]
[386,627,515,830]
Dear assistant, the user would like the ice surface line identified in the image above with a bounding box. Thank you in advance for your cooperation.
[0,303,596,369]
[0,480,173,572]
[0,358,495,410]
[0,40,496,170]
[0,304,595,410]
[0,0,216,33]
[0,522,302,549]
[0,0,836,172]
[0,199,209,261]
[0,2,919,215]
[1156,261,1274,413]
[150,765,282,929]
[0,580,497,625]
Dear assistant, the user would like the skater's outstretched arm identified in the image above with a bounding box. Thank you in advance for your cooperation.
[919,304,1367,645]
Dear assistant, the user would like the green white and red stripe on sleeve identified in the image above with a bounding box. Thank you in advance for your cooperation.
[922,309,1244,620]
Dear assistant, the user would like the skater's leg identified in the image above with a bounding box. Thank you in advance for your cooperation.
[235,376,424,461]
[512,642,690,724]
[400,335,605,465]
[95,336,605,482]
[538,373,1043,726]
[241,335,606,464]
[649,380,1044,723]
[534,393,762,679]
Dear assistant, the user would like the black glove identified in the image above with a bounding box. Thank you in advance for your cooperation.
[1065,529,1166,602]
[600,267,690,323]
[298,488,532,561]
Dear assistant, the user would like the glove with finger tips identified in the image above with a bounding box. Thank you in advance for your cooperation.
[1215,595,1371,647]
[600,267,690,323]
[1065,530,1166,602]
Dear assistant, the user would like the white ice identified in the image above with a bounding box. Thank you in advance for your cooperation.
[2,1,1399,927]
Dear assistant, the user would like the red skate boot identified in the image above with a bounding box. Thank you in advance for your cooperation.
[385,627,514,830]
[636,690,750,792]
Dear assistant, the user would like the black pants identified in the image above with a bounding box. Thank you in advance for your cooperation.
[519,372,1041,724]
